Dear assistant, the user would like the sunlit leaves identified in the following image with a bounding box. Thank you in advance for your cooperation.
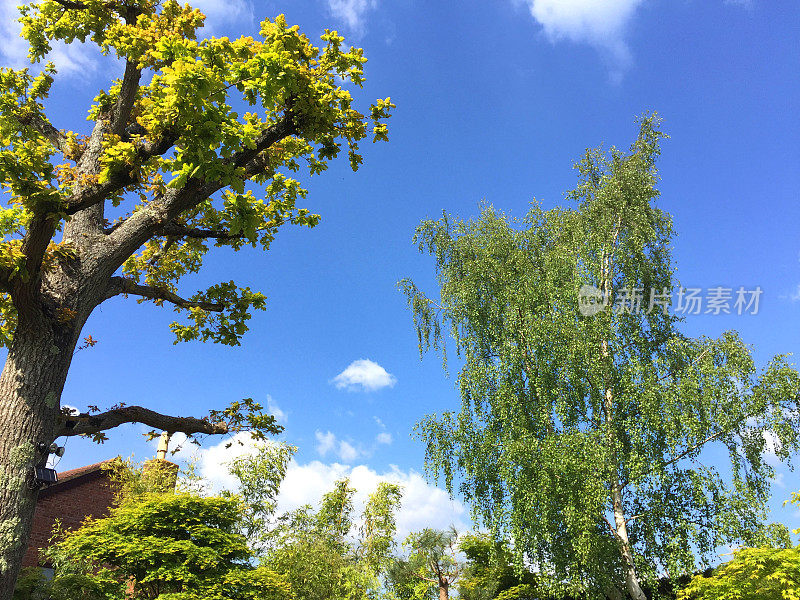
[1,0,392,352]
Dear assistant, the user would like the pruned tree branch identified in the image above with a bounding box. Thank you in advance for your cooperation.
[106,276,224,311]
[159,223,246,241]
[50,0,88,9]
[56,405,228,438]
[16,111,73,157]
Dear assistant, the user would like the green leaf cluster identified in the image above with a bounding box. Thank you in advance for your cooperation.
[0,0,393,347]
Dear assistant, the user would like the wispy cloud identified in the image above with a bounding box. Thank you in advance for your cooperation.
[517,0,645,82]
[332,359,396,392]
[315,430,365,462]
[189,0,253,33]
[327,0,378,35]
[267,396,288,424]
[376,432,393,445]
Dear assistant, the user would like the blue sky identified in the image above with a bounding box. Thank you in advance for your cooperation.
[2,0,799,549]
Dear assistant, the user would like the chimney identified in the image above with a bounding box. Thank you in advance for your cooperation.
[156,431,171,460]
[142,432,178,493]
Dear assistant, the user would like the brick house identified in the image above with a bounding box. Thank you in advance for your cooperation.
[21,459,117,571]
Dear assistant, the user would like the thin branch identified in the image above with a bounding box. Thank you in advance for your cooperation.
[660,430,726,470]
[656,347,711,383]
[106,276,224,311]
[111,59,142,137]
[56,405,227,438]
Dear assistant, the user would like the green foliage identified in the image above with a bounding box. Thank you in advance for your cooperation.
[401,114,800,598]
[360,482,404,574]
[225,441,296,551]
[390,528,461,600]
[43,493,291,599]
[264,478,403,600]
[0,0,393,347]
[677,491,800,600]
[458,534,538,600]
[678,546,800,600]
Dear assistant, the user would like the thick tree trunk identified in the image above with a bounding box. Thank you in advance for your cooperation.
[438,581,449,600]
[0,318,77,599]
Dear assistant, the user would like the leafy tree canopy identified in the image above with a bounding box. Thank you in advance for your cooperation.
[23,492,291,599]
[401,114,800,599]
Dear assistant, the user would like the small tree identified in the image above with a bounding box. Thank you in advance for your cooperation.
[0,0,392,591]
[458,534,538,600]
[401,114,800,599]
[25,493,291,599]
[392,528,462,600]
[225,442,296,551]
[677,492,800,600]
[264,478,403,600]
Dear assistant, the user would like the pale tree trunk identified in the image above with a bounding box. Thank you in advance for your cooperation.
[610,476,646,600]
[598,216,647,600]
[0,316,79,598]
[602,356,647,600]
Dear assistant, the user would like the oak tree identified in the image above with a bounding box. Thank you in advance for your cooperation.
[401,115,800,599]
[0,0,392,592]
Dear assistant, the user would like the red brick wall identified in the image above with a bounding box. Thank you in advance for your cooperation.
[22,470,116,568]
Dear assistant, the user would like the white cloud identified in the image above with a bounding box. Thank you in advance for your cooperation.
[376,432,393,445]
[517,0,645,81]
[315,430,366,462]
[0,0,98,75]
[327,0,378,34]
[277,461,468,540]
[763,430,783,457]
[790,284,800,302]
[166,434,469,540]
[333,359,397,392]
[267,396,288,424]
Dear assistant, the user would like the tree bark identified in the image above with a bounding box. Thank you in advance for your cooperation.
[0,318,76,598]
[438,580,449,600]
